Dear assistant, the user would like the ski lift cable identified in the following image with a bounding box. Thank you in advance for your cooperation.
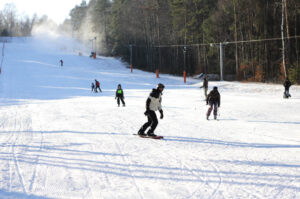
[131,35,300,48]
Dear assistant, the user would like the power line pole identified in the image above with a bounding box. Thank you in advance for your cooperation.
[220,43,224,81]
[183,46,187,83]
[130,44,133,72]
[94,37,97,59]
[281,0,287,77]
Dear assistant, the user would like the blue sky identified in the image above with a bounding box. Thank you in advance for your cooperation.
[0,0,90,24]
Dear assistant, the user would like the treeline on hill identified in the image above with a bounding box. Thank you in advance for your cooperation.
[0,3,55,38]
[0,3,36,37]
[44,1,300,83]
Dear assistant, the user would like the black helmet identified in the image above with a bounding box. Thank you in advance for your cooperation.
[157,83,165,89]
[213,86,218,90]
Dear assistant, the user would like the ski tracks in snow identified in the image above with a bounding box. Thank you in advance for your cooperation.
[27,122,46,195]
[7,105,30,195]
[147,137,225,199]
[0,104,46,197]
[108,132,145,199]
[11,132,27,195]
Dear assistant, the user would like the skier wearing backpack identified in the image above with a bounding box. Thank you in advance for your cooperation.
[283,77,292,98]
[206,86,220,120]
[95,79,102,92]
[138,83,165,137]
[115,84,125,107]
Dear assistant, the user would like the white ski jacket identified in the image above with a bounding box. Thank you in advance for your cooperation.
[148,94,162,111]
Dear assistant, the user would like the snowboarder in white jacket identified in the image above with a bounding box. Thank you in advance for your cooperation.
[138,83,165,137]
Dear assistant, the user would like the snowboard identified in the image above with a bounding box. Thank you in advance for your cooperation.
[206,117,219,121]
[133,134,164,139]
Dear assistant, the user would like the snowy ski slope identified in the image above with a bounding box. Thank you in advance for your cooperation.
[0,37,299,199]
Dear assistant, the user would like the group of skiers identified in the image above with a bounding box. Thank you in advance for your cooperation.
[91,80,126,107]
[91,79,102,93]
[202,75,293,120]
[136,80,220,137]
[89,75,292,137]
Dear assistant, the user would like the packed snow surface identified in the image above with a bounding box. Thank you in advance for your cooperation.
[0,37,299,199]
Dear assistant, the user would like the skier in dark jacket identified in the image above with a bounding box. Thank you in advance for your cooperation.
[206,86,220,120]
[115,84,125,107]
[138,83,165,137]
[95,79,102,92]
[60,59,63,67]
[203,76,208,99]
[91,82,95,92]
[283,77,292,98]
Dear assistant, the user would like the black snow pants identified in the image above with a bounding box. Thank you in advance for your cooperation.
[117,97,125,106]
[139,110,158,134]
[284,86,291,98]
[95,86,102,92]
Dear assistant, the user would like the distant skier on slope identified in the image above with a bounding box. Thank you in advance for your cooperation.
[206,86,220,120]
[138,83,165,137]
[283,77,292,98]
[115,84,125,107]
[91,82,95,92]
[95,79,102,92]
[60,59,63,67]
[203,75,208,99]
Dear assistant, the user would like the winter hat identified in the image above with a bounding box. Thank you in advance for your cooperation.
[157,83,165,89]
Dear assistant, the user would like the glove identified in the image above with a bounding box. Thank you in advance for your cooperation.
[144,110,150,116]
[159,110,163,119]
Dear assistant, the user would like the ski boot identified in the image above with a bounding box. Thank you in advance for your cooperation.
[147,132,157,137]
[138,130,146,136]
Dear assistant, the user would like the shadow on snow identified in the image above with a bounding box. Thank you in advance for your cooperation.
[0,189,53,199]
[0,130,299,191]
[163,136,300,149]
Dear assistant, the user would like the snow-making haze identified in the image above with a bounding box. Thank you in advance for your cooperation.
[0,36,299,199]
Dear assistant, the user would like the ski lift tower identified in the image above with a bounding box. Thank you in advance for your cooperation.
[210,42,229,81]
[183,46,187,83]
[93,37,97,59]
